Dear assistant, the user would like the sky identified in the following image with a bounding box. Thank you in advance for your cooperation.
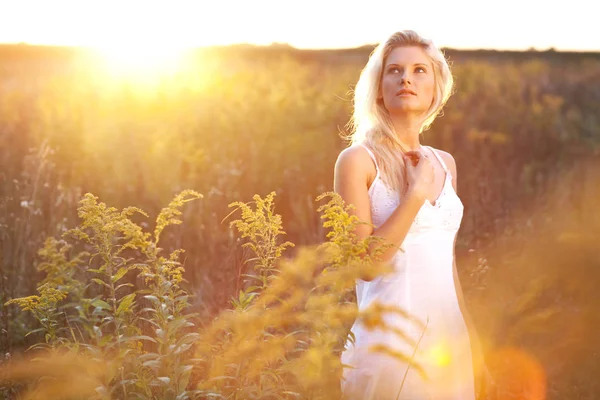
[0,0,598,51]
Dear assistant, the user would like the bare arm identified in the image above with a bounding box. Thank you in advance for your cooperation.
[333,146,427,264]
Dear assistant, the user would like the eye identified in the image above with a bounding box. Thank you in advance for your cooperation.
[387,66,401,74]
[415,66,427,73]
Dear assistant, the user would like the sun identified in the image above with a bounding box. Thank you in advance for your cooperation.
[89,42,193,79]
[78,4,200,83]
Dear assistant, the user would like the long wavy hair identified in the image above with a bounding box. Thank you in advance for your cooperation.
[346,30,454,196]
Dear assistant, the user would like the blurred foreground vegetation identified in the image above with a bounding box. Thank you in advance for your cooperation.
[0,44,599,399]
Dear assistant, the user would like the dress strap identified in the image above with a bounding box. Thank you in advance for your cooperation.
[358,144,380,173]
[425,146,449,173]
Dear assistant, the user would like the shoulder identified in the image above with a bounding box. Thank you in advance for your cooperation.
[429,147,458,187]
[334,144,377,186]
[434,149,456,171]
[335,144,375,173]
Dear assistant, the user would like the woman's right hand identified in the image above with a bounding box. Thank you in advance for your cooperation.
[403,150,435,203]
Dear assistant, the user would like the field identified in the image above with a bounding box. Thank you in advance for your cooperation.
[0,44,599,399]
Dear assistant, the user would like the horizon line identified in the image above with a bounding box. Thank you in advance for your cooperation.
[0,41,598,54]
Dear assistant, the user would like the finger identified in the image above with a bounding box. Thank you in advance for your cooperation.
[405,150,422,160]
[403,154,418,167]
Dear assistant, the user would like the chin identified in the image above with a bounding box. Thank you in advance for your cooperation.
[387,104,427,114]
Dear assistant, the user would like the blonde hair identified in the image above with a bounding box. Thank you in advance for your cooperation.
[346,30,454,195]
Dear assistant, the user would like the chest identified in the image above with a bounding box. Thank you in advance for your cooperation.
[369,177,464,233]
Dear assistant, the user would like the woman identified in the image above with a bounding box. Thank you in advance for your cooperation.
[335,30,493,399]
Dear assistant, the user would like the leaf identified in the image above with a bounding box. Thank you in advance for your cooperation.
[91,278,110,289]
[25,328,45,337]
[144,295,160,305]
[175,333,201,349]
[112,267,130,283]
[93,325,103,338]
[117,379,136,387]
[157,377,171,385]
[173,294,190,303]
[176,365,194,392]
[241,274,263,282]
[91,298,111,310]
[173,343,193,355]
[115,282,135,292]
[116,293,136,316]
[99,334,113,347]
[120,335,157,344]
[137,352,160,362]
[142,360,161,370]
[138,316,160,328]
[167,317,193,333]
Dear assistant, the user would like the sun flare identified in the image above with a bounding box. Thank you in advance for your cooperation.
[89,42,193,79]
[75,3,199,83]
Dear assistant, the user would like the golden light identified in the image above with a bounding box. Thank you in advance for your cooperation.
[88,43,193,81]
[488,346,547,400]
[75,2,199,84]
[427,342,452,367]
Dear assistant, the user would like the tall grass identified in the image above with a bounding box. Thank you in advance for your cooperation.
[1,189,413,400]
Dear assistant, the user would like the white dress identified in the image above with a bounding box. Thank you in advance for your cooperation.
[340,145,475,400]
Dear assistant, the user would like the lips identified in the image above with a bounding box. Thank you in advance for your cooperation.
[396,88,416,96]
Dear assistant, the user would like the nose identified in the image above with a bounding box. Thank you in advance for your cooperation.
[399,70,411,84]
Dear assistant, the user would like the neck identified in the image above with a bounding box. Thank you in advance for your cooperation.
[390,115,423,151]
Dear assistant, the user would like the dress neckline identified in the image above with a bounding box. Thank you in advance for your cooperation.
[422,146,450,207]
[424,172,451,208]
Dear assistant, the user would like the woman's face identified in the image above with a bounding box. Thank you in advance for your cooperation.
[379,46,435,117]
